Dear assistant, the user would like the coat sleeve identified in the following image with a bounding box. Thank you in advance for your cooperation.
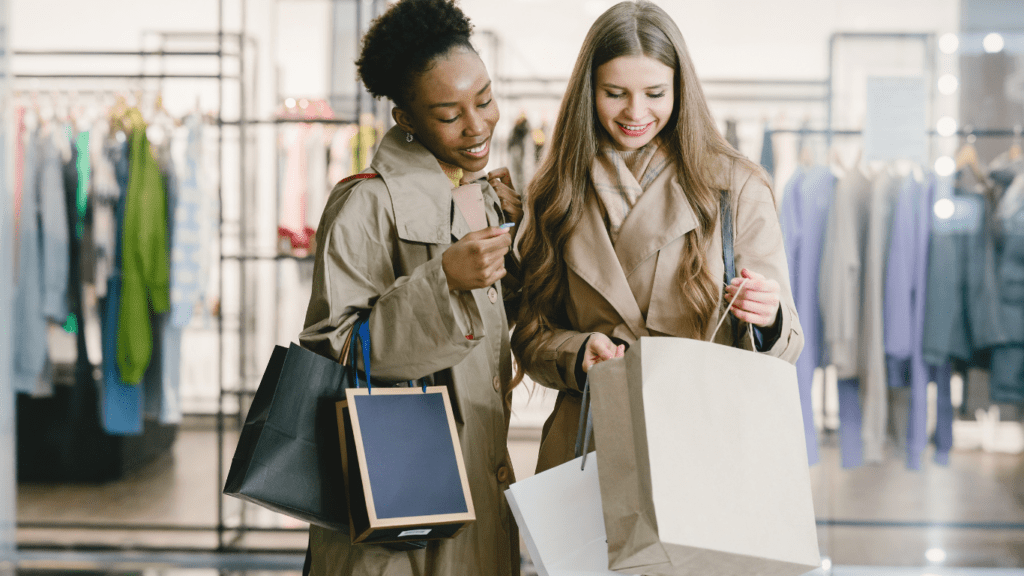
[299,180,482,381]
[734,170,804,363]
[518,323,593,394]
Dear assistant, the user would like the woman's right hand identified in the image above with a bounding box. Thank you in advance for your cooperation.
[582,333,625,372]
[443,226,513,291]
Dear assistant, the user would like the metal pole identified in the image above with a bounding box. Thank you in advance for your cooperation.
[216,0,226,553]
[0,0,15,566]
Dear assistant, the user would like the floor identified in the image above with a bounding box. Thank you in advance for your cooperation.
[10,388,1024,573]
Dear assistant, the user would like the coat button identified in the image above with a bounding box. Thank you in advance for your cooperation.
[487,287,498,303]
[496,465,510,484]
[492,376,501,392]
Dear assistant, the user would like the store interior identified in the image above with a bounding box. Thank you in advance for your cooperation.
[1,0,1023,574]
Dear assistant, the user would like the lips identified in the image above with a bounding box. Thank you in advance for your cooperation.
[462,140,489,159]
[617,121,653,137]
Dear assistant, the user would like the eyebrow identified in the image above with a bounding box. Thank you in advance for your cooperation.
[428,81,493,109]
[600,83,669,91]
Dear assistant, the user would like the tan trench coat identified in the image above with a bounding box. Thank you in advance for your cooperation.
[299,126,520,576]
[520,159,805,473]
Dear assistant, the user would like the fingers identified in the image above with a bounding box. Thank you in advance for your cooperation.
[728,299,780,327]
[466,226,514,241]
[487,167,513,190]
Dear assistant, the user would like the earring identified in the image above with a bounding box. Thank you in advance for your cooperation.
[406,132,414,143]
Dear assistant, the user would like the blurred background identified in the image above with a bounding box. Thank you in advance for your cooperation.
[0,0,1022,574]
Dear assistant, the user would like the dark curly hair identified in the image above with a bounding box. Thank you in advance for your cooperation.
[356,0,475,108]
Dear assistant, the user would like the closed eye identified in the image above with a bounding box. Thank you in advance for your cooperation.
[648,92,666,98]
[478,99,492,109]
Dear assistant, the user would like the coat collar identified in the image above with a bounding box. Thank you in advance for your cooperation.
[564,165,698,339]
[371,125,480,244]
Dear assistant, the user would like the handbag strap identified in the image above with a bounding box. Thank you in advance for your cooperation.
[348,316,427,393]
[574,377,595,470]
[720,189,741,347]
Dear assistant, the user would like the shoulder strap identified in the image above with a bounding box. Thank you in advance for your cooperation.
[339,172,379,185]
[720,189,740,346]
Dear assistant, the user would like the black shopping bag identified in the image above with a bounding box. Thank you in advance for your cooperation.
[336,320,475,546]
[223,342,351,531]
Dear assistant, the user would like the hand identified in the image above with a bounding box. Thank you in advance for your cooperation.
[487,167,523,226]
[442,226,513,291]
[582,333,625,373]
[724,268,781,328]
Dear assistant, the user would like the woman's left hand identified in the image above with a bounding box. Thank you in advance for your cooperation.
[724,268,781,328]
[487,167,523,226]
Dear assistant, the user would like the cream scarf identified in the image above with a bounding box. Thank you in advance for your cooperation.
[590,136,671,243]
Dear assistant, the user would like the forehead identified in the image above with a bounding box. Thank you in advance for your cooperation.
[595,54,673,86]
[413,48,490,105]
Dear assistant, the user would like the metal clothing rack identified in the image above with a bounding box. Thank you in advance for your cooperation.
[4,0,308,557]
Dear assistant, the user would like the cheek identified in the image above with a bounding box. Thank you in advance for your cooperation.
[595,98,617,126]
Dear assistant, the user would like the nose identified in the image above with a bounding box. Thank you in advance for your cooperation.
[624,96,644,121]
[463,109,486,137]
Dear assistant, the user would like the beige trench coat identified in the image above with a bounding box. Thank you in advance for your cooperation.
[520,159,805,473]
[299,126,520,576]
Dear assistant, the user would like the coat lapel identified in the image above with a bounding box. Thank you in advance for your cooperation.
[371,126,455,244]
[565,195,647,339]
[614,171,698,276]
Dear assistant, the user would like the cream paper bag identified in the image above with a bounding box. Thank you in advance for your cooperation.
[588,337,820,576]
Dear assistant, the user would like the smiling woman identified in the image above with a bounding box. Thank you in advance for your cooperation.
[298,1,524,575]
[511,0,804,474]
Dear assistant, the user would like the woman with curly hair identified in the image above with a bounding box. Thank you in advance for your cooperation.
[298,0,522,573]
[512,0,804,473]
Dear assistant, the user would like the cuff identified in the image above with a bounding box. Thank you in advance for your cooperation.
[449,289,484,340]
[753,307,783,352]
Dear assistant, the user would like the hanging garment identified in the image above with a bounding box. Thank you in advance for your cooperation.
[117,127,171,385]
[327,124,356,186]
[305,123,329,232]
[101,139,143,435]
[279,123,313,252]
[819,168,872,379]
[779,165,836,465]
[13,127,70,395]
[884,173,953,468]
[724,119,740,150]
[860,171,901,464]
[169,114,209,328]
[91,123,121,298]
[989,173,1024,403]
[759,126,775,180]
[818,168,871,468]
[508,116,531,193]
[349,124,378,175]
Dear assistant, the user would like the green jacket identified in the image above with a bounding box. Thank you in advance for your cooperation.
[118,127,170,384]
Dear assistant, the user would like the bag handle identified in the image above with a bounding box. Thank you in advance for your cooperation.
[715,188,755,349]
[574,377,595,470]
[348,316,427,394]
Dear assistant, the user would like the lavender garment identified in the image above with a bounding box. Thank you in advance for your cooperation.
[779,165,836,466]
[883,174,953,468]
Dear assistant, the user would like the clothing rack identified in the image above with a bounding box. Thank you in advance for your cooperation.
[2,1,302,556]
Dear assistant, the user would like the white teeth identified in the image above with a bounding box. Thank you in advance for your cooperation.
[622,123,648,131]
[466,143,486,154]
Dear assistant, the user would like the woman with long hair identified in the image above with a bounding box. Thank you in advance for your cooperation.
[299,0,522,573]
[512,0,804,473]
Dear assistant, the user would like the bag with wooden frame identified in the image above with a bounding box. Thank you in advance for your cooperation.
[336,317,475,547]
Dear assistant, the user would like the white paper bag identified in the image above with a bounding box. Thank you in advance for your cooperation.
[505,455,638,576]
[589,337,821,576]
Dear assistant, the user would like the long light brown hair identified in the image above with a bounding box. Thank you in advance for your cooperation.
[511,0,763,388]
